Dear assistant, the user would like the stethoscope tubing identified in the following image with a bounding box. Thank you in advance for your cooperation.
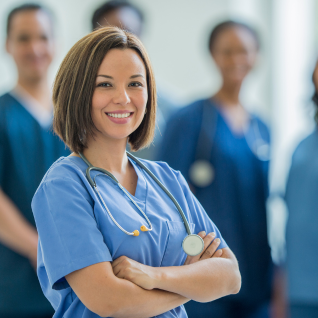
[79,152,192,236]
[127,152,192,236]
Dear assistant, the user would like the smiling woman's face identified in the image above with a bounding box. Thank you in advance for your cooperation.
[91,48,148,144]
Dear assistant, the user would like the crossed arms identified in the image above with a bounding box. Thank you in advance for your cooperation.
[66,231,241,318]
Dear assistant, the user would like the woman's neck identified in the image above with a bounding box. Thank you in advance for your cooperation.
[213,82,242,107]
[82,136,129,174]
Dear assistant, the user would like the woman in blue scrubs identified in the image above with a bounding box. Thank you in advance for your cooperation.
[31,26,241,318]
[285,60,318,318]
[158,21,273,318]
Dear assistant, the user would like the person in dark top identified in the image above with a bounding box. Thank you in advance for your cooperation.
[285,60,318,318]
[157,21,273,318]
[0,4,69,318]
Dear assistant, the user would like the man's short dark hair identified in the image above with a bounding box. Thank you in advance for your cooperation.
[91,0,144,31]
[6,3,53,36]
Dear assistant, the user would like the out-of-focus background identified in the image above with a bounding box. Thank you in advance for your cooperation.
[1,0,317,262]
[1,0,318,317]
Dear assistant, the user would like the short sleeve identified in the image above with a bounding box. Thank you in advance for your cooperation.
[176,170,228,250]
[32,177,112,290]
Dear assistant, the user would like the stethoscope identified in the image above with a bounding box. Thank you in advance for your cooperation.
[79,152,204,256]
[189,99,270,188]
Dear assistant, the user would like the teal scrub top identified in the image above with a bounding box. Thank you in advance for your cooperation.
[32,156,227,318]
[0,93,69,316]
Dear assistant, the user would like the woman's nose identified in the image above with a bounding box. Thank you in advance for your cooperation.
[112,87,131,105]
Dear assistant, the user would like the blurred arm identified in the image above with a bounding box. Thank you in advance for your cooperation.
[0,188,38,266]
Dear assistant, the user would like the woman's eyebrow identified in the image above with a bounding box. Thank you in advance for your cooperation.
[130,74,145,79]
[96,74,145,79]
[97,75,113,79]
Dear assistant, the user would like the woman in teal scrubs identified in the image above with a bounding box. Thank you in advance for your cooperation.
[32,26,241,318]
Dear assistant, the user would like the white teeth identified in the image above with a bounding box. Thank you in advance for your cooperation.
[107,113,131,118]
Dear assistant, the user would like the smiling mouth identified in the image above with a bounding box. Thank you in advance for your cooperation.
[106,112,132,118]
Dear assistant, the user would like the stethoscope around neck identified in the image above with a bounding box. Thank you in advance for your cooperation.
[79,152,204,256]
[189,99,271,188]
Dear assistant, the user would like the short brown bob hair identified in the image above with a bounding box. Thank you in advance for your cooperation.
[53,26,156,153]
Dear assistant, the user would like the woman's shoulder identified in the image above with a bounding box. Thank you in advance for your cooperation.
[38,156,87,188]
[134,157,186,187]
[168,99,206,122]
[250,113,270,130]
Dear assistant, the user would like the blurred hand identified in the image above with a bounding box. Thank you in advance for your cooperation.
[183,231,223,265]
[112,256,157,290]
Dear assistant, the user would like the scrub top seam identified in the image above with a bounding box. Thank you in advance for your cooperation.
[134,159,149,208]
[175,171,194,225]
[41,182,112,287]
[51,251,112,283]
[41,183,72,273]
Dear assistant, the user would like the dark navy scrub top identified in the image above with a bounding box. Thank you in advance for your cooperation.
[0,93,70,316]
[158,99,273,310]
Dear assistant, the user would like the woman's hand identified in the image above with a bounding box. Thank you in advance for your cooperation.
[112,256,158,290]
[112,231,223,290]
[183,231,223,265]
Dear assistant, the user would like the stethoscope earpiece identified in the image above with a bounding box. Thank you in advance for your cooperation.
[140,225,149,232]
[133,230,140,236]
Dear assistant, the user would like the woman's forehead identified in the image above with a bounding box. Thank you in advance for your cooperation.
[97,48,146,76]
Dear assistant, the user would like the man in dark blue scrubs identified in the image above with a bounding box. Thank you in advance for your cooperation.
[0,4,69,318]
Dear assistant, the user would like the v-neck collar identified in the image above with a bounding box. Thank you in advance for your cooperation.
[209,99,251,140]
[68,155,148,204]
[128,156,147,203]
[10,86,53,129]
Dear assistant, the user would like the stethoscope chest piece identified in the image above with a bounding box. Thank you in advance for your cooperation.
[182,234,204,256]
[189,160,215,188]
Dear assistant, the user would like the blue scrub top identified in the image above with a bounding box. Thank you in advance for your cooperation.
[31,155,227,318]
[285,129,318,304]
[0,93,70,315]
[157,99,272,308]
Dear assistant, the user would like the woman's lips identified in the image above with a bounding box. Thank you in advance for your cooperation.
[105,111,134,124]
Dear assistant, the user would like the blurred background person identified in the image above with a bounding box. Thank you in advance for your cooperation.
[91,0,179,160]
[285,59,318,318]
[157,21,273,318]
[0,4,69,318]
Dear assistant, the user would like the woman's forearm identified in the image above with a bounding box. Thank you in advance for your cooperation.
[66,261,189,318]
[154,248,241,302]
[107,280,189,318]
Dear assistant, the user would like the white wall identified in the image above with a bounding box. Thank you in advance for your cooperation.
[0,0,271,112]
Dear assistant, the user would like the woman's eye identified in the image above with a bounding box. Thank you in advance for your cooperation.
[97,82,111,88]
[129,82,143,87]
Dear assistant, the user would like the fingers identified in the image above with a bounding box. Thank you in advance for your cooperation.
[200,237,221,260]
[112,256,130,276]
[212,249,223,258]
[183,231,206,265]
[112,255,127,268]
